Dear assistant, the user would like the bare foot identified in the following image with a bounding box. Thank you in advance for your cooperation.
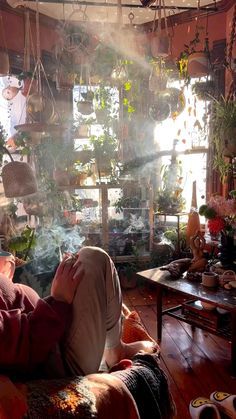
[104,340,160,369]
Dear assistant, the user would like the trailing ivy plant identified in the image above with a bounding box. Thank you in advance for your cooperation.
[211,96,236,179]
[0,123,7,165]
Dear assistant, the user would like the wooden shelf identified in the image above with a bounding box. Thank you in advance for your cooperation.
[112,254,151,263]
[164,304,232,340]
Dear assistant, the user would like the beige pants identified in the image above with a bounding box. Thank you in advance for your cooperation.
[62,247,123,376]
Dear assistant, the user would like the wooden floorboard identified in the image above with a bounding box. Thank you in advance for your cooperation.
[122,281,236,419]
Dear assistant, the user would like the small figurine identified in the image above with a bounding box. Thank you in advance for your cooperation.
[188,230,208,273]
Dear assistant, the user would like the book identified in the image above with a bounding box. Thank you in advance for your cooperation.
[182,300,220,330]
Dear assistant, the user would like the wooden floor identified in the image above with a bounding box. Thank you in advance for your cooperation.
[122,279,236,419]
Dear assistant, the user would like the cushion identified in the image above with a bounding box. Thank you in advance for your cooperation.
[122,309,160,353]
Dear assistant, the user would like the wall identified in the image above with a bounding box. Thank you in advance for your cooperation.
[0,4,59,55]
[0,1,230,61]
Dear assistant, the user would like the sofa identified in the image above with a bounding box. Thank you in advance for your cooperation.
[0,308,175,419]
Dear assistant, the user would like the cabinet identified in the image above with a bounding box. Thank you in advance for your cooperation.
[154,212,188,256]
[61,183,154,262]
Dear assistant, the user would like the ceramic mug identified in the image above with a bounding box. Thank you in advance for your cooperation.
[0,251,15,280]
[202,272,218,288]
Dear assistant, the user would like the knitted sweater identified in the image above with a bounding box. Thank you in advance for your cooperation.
[0,275,71,379]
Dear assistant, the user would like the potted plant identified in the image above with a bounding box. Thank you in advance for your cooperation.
[211,96,236,178]
[89,129,118,181]
[177,31,211,82]
[118,261,138,289]
[155,148,186,213]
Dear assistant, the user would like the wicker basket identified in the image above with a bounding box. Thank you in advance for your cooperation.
[218,270,236,287]
[2,160,37,198]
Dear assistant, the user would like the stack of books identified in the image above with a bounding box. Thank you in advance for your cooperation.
[182,300,229,332]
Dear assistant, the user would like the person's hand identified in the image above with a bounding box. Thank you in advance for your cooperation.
[51,254,84,304]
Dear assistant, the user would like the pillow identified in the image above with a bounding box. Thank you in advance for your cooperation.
[122,310,160,354]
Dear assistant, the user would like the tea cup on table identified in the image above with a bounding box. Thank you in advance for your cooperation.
[201,271,218,288]
[0,251,15,281]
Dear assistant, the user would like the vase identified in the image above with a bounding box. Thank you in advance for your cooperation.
[218,233,236,271]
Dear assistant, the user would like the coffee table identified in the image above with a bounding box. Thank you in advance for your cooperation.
[137,268,236,376]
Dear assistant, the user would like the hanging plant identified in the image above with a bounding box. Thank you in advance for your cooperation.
[211,96,236,179]
[192,79,215,101]
[177,28,212,82]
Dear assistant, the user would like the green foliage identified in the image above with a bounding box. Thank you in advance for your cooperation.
[211,96,236,179]
[0,123,7,165]
[13,131,31,156]
[163,224,187,249]
[155,189,185,214]
[199,204,217,219]
[155,153,185,213]
[119,262,137,280]
[114,196,140,213]
[8,225,36,260]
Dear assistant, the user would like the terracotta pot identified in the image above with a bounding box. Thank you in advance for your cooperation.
[187,52,211,77]
[0,50,9,75]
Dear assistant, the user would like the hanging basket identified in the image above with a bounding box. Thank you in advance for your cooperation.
[0,50,9,76]
[187,51,211,78]
[1,148,38,198]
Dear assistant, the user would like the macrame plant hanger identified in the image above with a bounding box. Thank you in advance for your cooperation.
[16,0,61,135]
[1,22,38,199]
[150,0,170,59]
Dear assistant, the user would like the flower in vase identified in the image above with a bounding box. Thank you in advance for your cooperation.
[199,194,236,237]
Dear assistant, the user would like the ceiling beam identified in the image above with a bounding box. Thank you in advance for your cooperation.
[25,0,218,11]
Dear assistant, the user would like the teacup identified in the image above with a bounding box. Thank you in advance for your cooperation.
[0,251,15,280]
[201,272,218,288]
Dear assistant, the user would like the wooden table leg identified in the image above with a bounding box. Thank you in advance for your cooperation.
[231,311,236,377]
[156,284,163,342]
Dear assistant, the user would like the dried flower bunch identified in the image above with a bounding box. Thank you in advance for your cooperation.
[199,194,236,236]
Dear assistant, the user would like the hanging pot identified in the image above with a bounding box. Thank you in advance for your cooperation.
[1,148,38,198]
[150,0,170,58]
[149,94,170,122]
[0,50,9,76]
[77,100,93,115]
[150,33,170,58]
[27,93,57,124]
[187,51,211,78]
